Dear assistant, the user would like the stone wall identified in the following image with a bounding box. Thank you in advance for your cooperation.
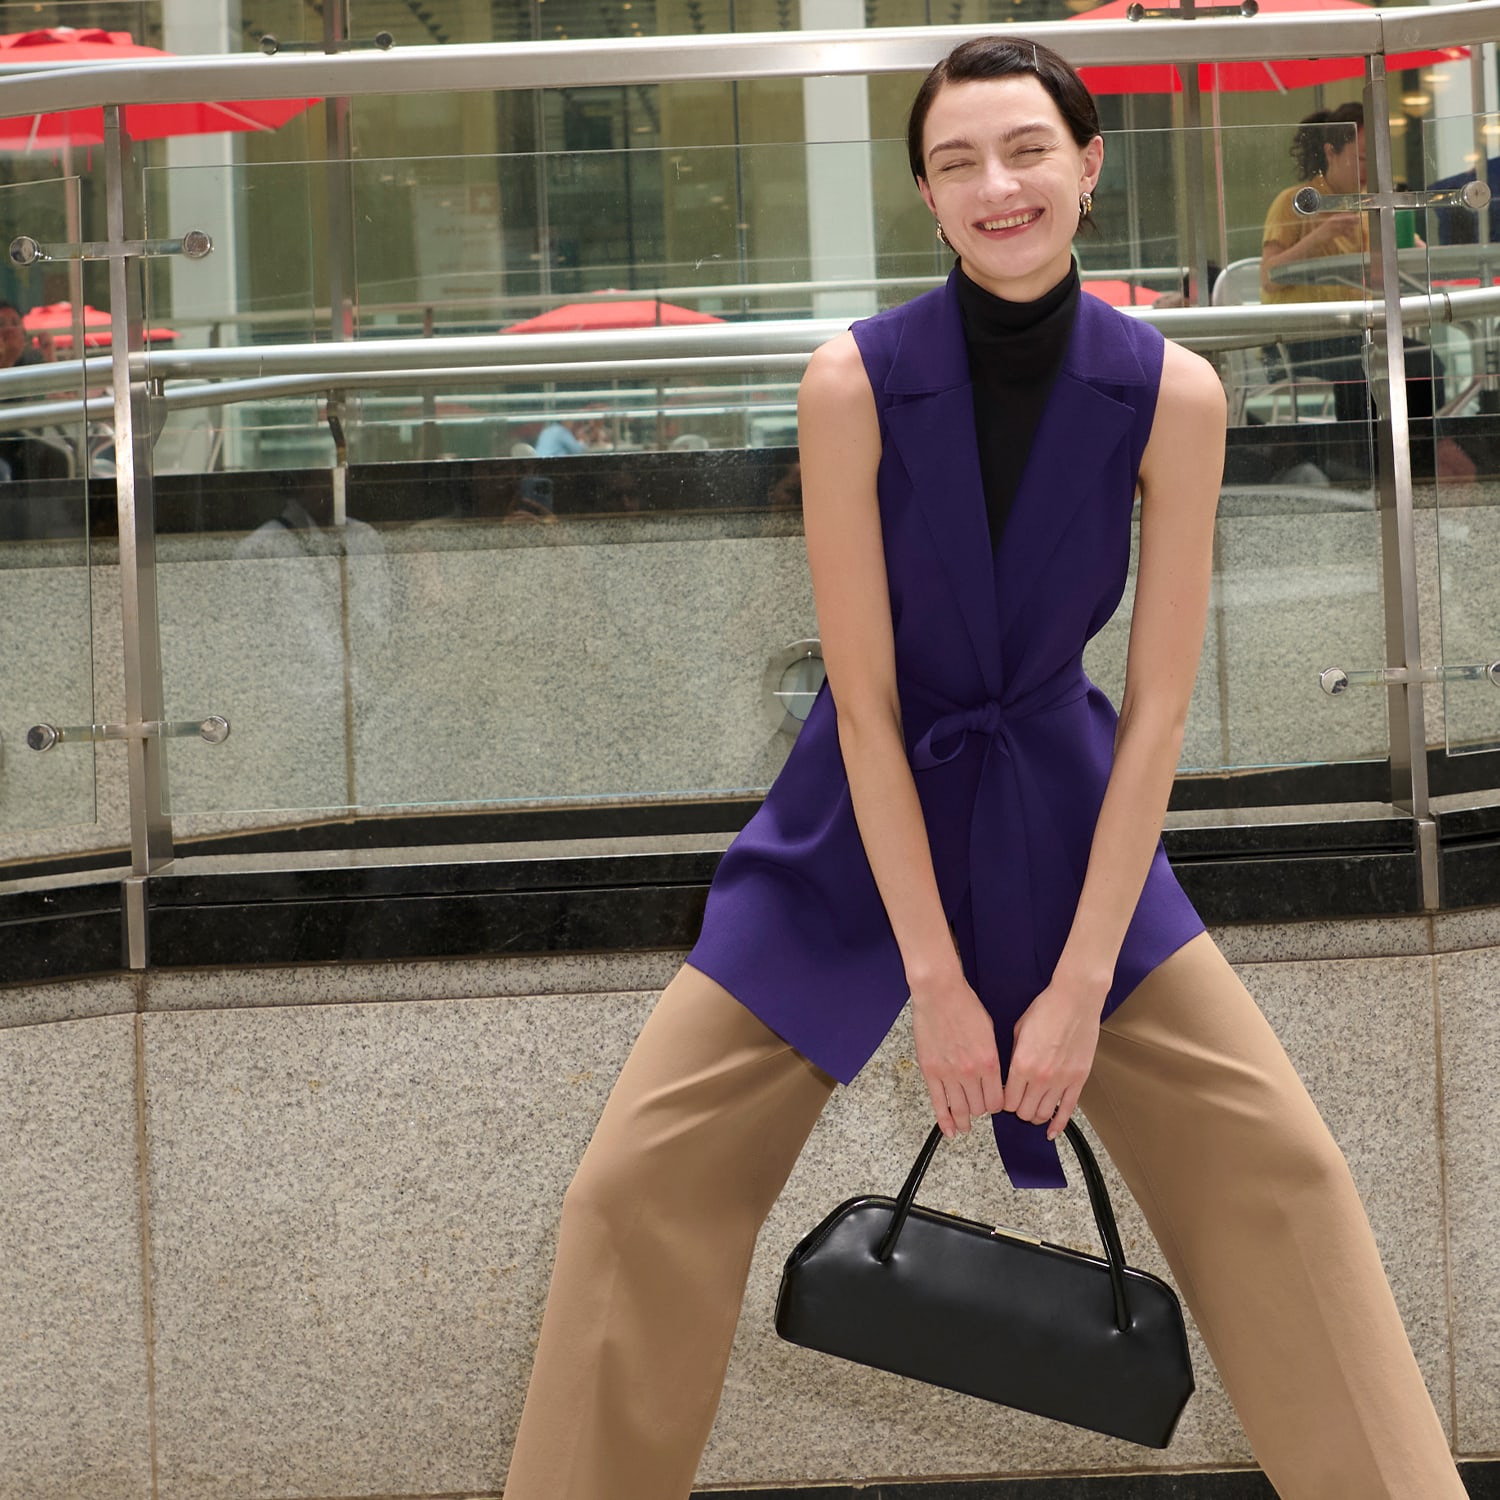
[8,481,1496,862]
[3,909,1497,1499]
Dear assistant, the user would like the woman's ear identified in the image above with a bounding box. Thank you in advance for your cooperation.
[1082,134,1105,195]
[916,174,936,218]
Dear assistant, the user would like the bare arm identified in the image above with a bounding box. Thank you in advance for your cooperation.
[799,333,1005,1138]
[1260,211,1362,291]
[1002,339,1227,1138]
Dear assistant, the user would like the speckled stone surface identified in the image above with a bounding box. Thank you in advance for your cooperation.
[8,937,1467,1498]
[1210,915,1433,964]
[349,535,812,808]
[0,560,130,865]
[0,504,1486,866]
[0,555,96,835]
[141,991,652,1500]
[1082,525,1226,775]
[0,973,139,1030]
[1434,905,1500,954]
[0,1012,151,1500]
[1433,500,1500,751]
[1211,513,1388,769]
[143,949,685,1012]
[1436,945,1500,1453]
[156,551,355,816]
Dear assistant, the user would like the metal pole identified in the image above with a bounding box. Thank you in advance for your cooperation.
[1364,58,1437,906]
[1179,0,1212,305]
[324,0,355,345]
[105,104,173,966]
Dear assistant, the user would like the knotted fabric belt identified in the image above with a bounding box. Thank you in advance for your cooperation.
[911,674,1091,1190]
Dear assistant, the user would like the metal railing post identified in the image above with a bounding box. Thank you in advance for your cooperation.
[1365,56,1438,907]
[105,103,174,965]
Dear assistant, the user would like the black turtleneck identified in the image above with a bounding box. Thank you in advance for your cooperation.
[954,261,1081,552]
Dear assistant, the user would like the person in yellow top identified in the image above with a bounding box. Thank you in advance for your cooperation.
[1261,103,1367,304]
[1259,103,1464,480]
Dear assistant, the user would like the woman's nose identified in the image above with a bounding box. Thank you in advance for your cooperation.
[978,158,1021,198]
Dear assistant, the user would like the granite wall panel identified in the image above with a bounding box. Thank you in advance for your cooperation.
[1437,945,1500,1454]
[0,1012,152,1500]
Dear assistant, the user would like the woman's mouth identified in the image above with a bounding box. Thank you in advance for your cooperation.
[976,209,1042,235]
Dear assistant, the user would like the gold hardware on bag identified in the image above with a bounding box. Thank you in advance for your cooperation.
[990,1225,1043,1246]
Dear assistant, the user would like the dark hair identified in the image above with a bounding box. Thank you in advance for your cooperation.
[906,36,1101,184]
[1290,102,1363,181]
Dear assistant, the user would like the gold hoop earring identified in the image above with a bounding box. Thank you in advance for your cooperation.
[1079,191,1094,219]
[935,221,952,250]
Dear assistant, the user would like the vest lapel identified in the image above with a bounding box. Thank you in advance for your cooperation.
[876,278,1153,683]
[994,294,1149,640]
[879,274,1002,699]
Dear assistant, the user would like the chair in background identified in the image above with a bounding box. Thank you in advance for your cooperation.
[1211,256,1333,425]
[669,432,709,450]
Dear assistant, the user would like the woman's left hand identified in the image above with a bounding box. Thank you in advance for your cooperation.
[1002,980,1103,1140]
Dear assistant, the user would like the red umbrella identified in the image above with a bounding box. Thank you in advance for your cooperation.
[23,301,175,350]
[1081,279,1162,306]
[505,298,726,334]
[1071,0,1466,93]
[0,28,318,150]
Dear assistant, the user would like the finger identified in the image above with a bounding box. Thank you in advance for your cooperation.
[1047,1085,1083,1141]
[925,1076,956,1140]
[1014,1079,1058,1124]
[980,1071,1007,1116]
[959,1077,991,1130]
[946,1083,974,1136]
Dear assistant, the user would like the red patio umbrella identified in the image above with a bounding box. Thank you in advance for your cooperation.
[1071,0,1466,93]
[1081,278,1162,306]
[0,27,319,151]
[505,298,726,334]
[23,301,175,350]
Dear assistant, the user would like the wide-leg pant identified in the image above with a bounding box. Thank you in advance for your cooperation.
[502,933,1466,1500]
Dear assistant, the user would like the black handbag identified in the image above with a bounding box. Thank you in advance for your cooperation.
[774,1119,1194,1448]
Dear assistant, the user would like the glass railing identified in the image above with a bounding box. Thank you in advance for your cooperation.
[0,9,1495,923]
[0,175,97,841]
[1424,110,1500,758]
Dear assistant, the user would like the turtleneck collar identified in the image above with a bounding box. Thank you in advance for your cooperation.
[954,260,1080,343]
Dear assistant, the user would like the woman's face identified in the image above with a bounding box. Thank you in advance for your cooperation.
[1322,128,1365,193]
[918,74,1103,302]
[0,306,26,368]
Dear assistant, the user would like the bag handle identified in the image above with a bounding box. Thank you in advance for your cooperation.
[875,1120,1134,1335]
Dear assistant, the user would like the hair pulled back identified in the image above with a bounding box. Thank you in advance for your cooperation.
[1290,102,1363,181]
[906,35,1101,184]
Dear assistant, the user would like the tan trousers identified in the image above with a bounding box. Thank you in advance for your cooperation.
[502,933,1465,1500]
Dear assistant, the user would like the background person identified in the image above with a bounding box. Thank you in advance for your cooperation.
[1261,106,1464,479]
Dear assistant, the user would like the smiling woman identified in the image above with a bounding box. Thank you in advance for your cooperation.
[501,34,1471,1500]
[907,39,1104,301]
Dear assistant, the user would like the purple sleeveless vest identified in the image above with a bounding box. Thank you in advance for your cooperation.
[689,270,1206,1188]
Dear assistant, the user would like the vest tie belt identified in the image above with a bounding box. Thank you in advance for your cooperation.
[911,673,1091,1190]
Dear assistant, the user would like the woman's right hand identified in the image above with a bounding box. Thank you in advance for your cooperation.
[911,972,1006,1138]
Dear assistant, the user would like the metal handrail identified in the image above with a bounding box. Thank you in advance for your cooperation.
[0,2,1495,121]
[2,286,1497,434]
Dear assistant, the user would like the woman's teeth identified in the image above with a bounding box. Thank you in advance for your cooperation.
[979,211,1041,231]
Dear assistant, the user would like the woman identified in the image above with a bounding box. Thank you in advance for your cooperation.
[503,39,1466,1500]
[1261,106,1460,479]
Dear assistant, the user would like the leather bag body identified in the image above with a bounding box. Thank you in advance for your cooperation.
[774,1120,1194,1448]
